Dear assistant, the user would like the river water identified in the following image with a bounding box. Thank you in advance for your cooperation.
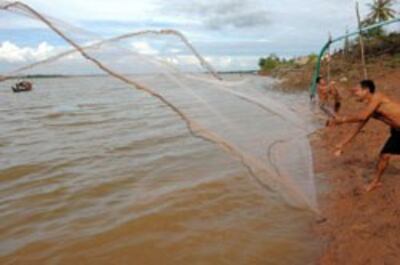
[0,75,319,264]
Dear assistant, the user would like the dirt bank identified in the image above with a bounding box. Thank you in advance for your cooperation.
[312,69,400,264]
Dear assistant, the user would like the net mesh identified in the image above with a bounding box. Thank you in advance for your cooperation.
[0,1,318,212]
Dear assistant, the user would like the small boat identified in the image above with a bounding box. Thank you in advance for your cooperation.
[12,81,33,93]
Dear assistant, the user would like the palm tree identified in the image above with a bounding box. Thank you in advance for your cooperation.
[361,0,396,37]
[365,0,396,25]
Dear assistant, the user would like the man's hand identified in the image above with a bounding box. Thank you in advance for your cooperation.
[327,118,337,127]
[333,144,344,157]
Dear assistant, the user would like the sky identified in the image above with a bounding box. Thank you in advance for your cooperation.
[0,0,399,72]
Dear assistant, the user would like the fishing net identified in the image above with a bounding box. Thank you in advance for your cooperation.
[0,1,318,212]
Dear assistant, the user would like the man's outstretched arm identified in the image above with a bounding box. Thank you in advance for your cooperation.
[333,120,368,156]
[333,98,380,124]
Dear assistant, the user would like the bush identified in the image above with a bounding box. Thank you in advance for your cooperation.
[258,54,296,72]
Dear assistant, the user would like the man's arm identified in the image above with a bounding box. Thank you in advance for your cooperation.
[333,96,380,124]
[334,119,368,156]
[329,82,341,101]
[337,119,368,148]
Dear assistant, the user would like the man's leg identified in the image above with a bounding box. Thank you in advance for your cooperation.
[365,154,391,192]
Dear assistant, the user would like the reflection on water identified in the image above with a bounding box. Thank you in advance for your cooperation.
[0,75,318,264]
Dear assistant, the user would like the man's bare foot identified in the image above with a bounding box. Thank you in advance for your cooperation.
[365,180,383,192]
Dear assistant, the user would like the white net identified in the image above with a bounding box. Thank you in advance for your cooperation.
[0,1,318,212]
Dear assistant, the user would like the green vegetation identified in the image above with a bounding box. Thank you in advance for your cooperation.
[362,0,397,37]
[258,54,295,72]
[7,74,67,80]
[306,54,318,64]
[254,0,399,93]
[344,31,399,53]
[364,0,396,25]
[258,0,399,81]
[258,53,317,74]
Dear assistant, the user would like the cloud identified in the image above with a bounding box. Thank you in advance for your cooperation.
[0,41,55,63]
[162,54,257,71]
[206,10,270,30]
[169,48,182,54]
[204,55,258,71]
[1,0,399,72]
[17,0,158,22]
[131,41,159,55]
[160,0,270,30]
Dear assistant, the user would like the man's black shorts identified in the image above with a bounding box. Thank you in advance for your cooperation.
[381,128,400,154]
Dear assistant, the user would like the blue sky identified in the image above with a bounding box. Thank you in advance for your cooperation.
[0,0,399,72]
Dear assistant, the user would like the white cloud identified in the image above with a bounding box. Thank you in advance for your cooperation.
[0,41,55,63]
[205,56,232,68]
[161,0,270,30]
[1,0,399,72]
[169,48,182,54]
[21,0,158,22]
[205,55,258,71]
[0,15,46,30]
[131,41,159,55]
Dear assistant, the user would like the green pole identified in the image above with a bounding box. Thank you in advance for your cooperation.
[310,17,400,98]
[310,40,331,100]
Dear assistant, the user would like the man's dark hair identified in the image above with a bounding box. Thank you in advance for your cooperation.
[360,80,376,94]
[316,76,322,84]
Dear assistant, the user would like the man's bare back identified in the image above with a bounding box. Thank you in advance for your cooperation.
[371,93,400,128]
[317,77,342,116]
[317,79,329,104]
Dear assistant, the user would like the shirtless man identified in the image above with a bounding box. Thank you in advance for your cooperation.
[317,77,341,115]
[330,81,341,113]
[330,80,400,192]
[317,77,329,106]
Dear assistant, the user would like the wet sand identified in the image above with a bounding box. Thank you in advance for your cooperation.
[312,69,400,264]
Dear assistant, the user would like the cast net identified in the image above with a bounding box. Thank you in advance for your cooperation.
[0,1,318,212]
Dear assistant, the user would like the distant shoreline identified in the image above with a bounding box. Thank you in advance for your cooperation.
[4,71,259,80]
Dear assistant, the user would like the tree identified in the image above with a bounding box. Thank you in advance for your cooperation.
[307,53,318,64]
[258,58,266,68]
[261,54,280,71]
[362,0,396,37]
[364,0,396,24]
[258,54,285,72]
[369,0,396,22]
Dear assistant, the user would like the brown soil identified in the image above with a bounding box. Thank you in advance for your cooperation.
[266,53,400,92]
[312,68,400,264]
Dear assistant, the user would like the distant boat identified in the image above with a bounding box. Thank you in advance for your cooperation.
[12,81,33,93]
